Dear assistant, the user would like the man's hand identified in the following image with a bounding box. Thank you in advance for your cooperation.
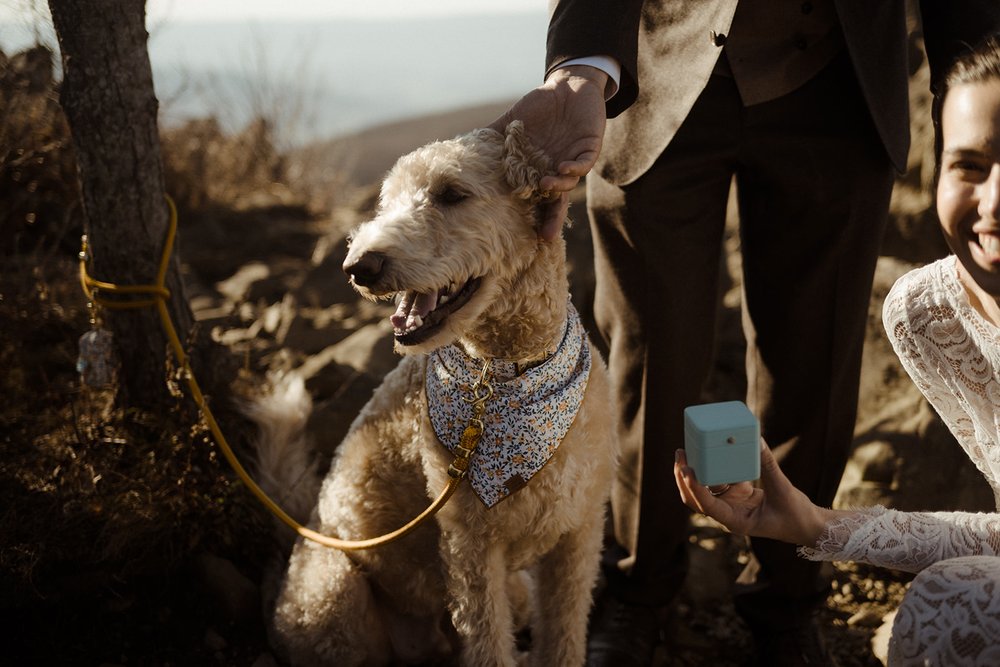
[489,65,608,240]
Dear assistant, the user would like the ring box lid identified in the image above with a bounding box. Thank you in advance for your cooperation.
[684,400,758,447]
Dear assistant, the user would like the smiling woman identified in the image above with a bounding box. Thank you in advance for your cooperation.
[937,60,1000,325]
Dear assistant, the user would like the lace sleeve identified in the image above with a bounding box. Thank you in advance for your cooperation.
[881,283,981,453]
[798,506,1000,573]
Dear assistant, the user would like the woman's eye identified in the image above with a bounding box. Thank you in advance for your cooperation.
[436,186,468,205]
[948,160,988,180]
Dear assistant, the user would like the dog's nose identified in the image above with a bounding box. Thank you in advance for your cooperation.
[343,251,386,287]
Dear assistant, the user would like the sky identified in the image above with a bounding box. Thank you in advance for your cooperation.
[0,0,546,24]
[0,1,548,142]
[147,0,545,21]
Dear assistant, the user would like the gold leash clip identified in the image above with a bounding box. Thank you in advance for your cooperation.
[449,359,493,479]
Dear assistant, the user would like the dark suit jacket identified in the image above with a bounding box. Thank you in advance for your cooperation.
[546,0,1000,184]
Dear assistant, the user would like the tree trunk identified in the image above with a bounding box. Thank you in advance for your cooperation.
[48,0,194,408]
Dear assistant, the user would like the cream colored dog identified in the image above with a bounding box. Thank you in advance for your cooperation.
[256,122,615,666]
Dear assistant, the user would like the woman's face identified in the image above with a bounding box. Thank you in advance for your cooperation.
[938,79,1000,298]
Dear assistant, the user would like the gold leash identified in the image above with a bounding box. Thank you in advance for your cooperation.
[78,196,492,550]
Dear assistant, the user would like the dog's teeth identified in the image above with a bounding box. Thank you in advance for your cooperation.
[440,293,450,304]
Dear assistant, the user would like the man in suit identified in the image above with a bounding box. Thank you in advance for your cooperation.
[494,1,1000,665]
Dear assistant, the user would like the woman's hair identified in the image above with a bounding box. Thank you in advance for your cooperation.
[933,34,1000,181]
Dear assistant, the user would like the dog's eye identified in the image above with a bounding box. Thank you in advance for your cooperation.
[435,186,469,206]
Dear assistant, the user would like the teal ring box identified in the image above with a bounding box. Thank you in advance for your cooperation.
[683,401,760,486]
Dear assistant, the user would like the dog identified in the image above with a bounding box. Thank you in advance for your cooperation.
[252,122,616,666]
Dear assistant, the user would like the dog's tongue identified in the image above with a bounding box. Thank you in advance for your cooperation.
[390,290,438,330]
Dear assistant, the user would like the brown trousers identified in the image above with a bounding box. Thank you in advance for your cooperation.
[588,52,895,620]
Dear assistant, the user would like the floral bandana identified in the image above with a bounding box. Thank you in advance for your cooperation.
[426,301,591,508]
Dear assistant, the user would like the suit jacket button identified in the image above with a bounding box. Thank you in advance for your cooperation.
[712,31,727,47]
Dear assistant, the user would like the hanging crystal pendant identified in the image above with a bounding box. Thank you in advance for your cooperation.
[77,283,118,389]
[77,326,118,388]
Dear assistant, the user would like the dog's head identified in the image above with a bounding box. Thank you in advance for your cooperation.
[342,121,553,355]
[344,123,548,353]
[343,123,548,353]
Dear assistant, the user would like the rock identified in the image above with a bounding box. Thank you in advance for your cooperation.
[847,606,885,628]
[190,294,233,324]
[308,374,384,456]
[245,263,303,304]
[216,262,270,302]
[282,312,351,355]
[298,320,398,386]
[870,609,897,666]
[683,523,738,607]
[301,357,356,400]
[297,234,360,307]
[288,320,400,452]
[259,294,295,336]
[194,553,261,627]
[835,437,902,509]
[882,183,948,265]
[280,300,390,356]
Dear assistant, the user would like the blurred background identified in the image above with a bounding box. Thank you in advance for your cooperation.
[2,0,547,142]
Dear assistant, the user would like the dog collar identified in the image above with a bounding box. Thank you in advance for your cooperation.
[426,301,591,508]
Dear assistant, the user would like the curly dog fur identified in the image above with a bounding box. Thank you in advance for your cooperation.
[252,122,616,666]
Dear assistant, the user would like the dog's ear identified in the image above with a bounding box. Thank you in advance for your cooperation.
[501,121,552,204]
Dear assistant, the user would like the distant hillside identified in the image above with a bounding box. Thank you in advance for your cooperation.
[292,99,515,190]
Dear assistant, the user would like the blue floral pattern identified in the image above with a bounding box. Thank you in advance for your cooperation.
[426,302,591,507]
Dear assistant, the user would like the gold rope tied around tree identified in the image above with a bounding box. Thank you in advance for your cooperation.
[78,195,494,550]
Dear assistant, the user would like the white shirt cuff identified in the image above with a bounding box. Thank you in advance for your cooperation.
[553,55,621,100]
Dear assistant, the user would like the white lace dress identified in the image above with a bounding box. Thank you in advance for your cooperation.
[800,257,1000,666]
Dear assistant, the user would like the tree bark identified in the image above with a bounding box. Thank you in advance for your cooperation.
[49,0,194,408]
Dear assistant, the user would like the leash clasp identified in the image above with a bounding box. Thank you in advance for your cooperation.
[449,359,493,479]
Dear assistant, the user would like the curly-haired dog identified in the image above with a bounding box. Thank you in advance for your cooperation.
[254,122,616,666]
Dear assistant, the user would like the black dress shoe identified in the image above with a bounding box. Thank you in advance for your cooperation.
[585,593,662,667]
[751,616,838,667]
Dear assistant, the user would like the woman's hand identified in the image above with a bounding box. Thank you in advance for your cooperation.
[674,440,833,547]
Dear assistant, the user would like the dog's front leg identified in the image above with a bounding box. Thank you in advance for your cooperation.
[529,516,605,667]
[441,528,519,667]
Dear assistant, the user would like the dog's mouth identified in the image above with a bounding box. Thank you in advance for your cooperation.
[390,277,482,345]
